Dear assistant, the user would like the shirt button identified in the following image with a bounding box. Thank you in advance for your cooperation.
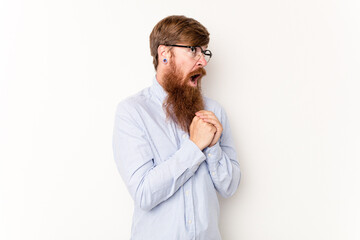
[208,153,212,157]
[188,220,192,224]
[182,134,187,139]
[185,190,189,196]
[211,171,216,176]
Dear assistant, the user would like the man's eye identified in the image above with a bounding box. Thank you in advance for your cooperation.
[190,47,196,53]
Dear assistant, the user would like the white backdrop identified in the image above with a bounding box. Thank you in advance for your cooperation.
[1,0,359,239]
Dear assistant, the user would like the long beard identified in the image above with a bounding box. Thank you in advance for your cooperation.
[162,62,206,133]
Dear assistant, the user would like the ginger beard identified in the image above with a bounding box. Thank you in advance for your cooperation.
[162,60,206,133]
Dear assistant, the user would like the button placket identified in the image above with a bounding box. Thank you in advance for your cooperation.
[183,179,195,235]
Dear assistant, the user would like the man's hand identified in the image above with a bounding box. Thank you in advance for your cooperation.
[189,116,217,151]
[195,110,223,147]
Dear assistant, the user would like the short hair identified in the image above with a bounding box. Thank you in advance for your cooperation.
[149,15,210,70]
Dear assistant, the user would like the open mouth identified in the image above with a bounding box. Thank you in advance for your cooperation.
[190,74,201,86]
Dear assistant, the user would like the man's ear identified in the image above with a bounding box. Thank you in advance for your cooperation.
[158,45,171,61]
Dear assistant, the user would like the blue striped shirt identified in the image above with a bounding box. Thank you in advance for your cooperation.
[112,76,241,240]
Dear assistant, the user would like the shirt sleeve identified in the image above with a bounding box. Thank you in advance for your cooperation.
[112,102,206,211]
[203,106,241,198]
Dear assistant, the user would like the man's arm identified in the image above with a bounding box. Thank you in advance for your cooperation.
[112,102,214,211]
[196,108,241,198]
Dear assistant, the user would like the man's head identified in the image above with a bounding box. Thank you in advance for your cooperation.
[149,15,210,71]
[149,15,211,133]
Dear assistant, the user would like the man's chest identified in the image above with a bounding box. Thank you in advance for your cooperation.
[138,104,189,164]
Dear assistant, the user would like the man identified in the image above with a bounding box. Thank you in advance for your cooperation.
[112,15,241,240]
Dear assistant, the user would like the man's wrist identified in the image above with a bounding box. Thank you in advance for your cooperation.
[189,138,205,151]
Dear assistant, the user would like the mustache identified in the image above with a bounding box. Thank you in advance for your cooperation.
[184,68,207,82]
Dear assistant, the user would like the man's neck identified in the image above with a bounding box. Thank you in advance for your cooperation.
[155,70,165,88]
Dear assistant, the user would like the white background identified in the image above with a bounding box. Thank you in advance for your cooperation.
[1,0,359,239]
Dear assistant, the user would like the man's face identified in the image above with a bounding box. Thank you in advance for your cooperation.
[169,43,208,88]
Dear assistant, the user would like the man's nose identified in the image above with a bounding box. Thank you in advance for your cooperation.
[196,54,208,67]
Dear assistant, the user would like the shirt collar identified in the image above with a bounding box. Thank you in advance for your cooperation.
[150,75,168,104]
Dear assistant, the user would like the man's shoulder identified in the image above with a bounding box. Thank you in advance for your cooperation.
[203,96,229,123]
[115,86,152,115]
[203,96,223,112]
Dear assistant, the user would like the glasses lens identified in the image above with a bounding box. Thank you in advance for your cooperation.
[204,50,212,63]
[191,47,212,63]
[204,55,210,62]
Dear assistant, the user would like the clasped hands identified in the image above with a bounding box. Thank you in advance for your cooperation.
[189,110,223,151]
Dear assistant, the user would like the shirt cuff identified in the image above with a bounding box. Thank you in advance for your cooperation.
[182,139,207,173]
[204,142,222,165]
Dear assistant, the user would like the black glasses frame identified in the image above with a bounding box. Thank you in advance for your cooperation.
[165,44,212,62]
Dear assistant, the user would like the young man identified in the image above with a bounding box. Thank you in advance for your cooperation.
[113,15,241,240]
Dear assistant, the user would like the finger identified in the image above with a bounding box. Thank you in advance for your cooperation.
[204,121,217,132]
[199,117,221,127]
[198,118,217,130]
[196,113,217,122]
[195,110,214,116]
[196,111,218,121]
[198,116,215,123]
[198,118,214,128]
[201,118,222,131]
[195,110,216,118]
[197,115,219,124]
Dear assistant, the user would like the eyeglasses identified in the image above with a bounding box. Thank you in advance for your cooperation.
[165,44,212,63]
